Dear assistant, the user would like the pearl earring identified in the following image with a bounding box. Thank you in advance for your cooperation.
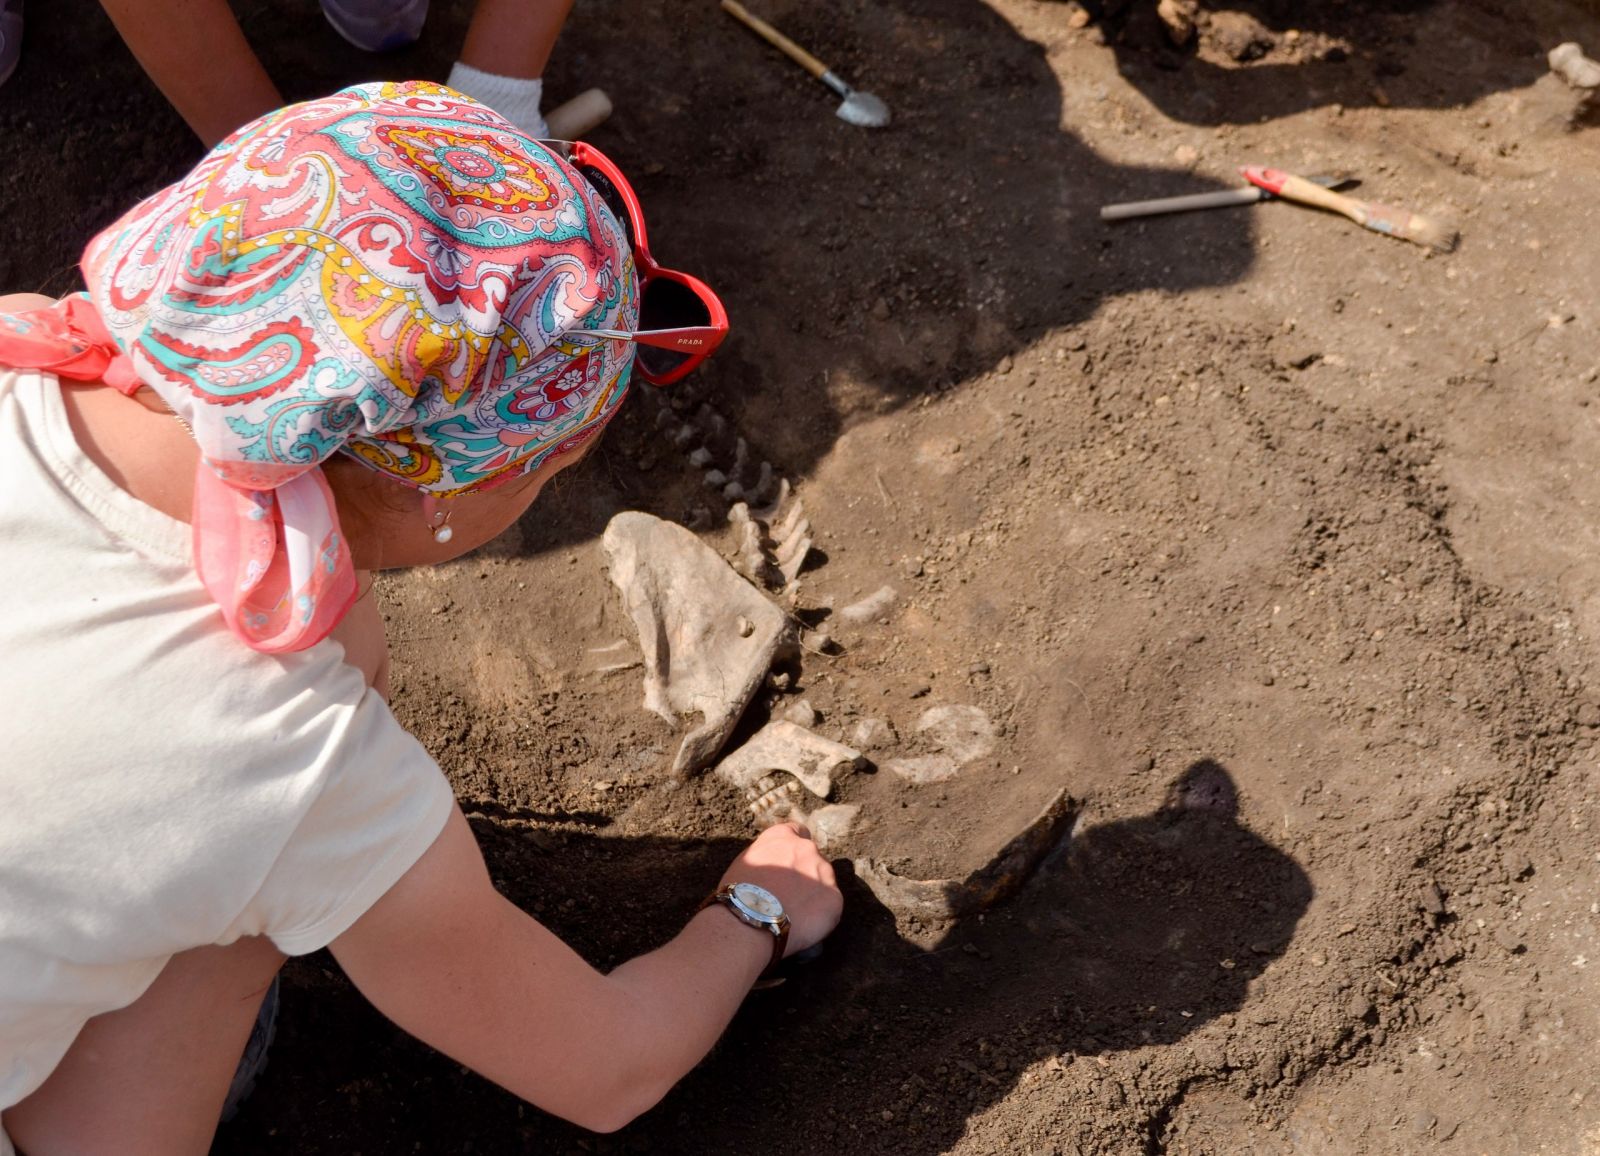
[422,495,454,544]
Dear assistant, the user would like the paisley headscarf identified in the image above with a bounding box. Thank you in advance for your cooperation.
[0,81,638,653]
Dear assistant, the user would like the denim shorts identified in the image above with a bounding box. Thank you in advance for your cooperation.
[220,976,279,1124]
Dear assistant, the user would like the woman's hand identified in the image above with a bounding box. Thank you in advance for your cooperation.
[718,822,842,957]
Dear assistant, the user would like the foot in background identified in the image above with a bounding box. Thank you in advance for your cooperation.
[319,0,427,52]
[0,0,23,87]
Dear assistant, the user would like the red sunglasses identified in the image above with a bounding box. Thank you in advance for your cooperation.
[541,140,729,387]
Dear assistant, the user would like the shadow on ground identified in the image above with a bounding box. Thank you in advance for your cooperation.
[1080,0,1560,124]
[218,762,1311,1154]
[3,0,1256,518]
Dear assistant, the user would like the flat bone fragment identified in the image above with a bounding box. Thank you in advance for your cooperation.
[854,789,1077,921]
[883,704,997,783]
[882,754,961,784]
[1550,42,1600,88]
[603,512,788,777]
[714,720,862,798]
[915,705,998,765]
[584,639,640,674]
[840,585,898,624]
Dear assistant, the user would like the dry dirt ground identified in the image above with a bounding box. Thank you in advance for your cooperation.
[8,0,1600,1152]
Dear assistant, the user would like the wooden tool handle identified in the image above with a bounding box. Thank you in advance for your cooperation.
[544,88,613,141]
[721,0,830,79]
[1241,166,1361,223]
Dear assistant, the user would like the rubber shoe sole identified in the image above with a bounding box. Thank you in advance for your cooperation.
[0,0,23,88]
[320,0,428,53]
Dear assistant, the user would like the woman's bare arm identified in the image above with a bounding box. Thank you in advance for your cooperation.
[331,807,841,1132]
[97,0,282,147]
[326,574,391,700]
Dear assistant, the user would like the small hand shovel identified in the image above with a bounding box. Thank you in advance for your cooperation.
[721,0,891,128]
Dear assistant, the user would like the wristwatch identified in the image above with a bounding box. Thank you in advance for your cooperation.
[699,882,790,978]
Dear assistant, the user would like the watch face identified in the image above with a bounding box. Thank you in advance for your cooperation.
[730,882,783,922]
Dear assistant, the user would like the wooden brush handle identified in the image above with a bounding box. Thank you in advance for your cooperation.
[721,0,831,80]
[1241,166,1363,223]
[544,88,613,140]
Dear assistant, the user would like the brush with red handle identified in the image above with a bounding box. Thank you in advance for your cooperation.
[1241,166,1457,252]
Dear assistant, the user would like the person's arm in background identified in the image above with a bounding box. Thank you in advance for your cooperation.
[448,0,577,138]
[97,0,283,148]
[331,811,842,1133]
[98,0,574,148]
[459,0,573,81]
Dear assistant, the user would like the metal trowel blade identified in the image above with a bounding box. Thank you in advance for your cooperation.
[837,90,891,128]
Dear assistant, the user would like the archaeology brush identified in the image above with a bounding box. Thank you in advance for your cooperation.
[1240,165,1458,252]
[1100,174,1351,222]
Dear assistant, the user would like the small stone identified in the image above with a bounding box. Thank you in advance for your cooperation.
[1066,2,1091,29]
[1209,9,1275,61]
[1173,143,1200,168]
[1260,672,1276,686]
[1345,993,1375,1021]
[737,616,755,638]
[841,585,899,624]
[1157,0,1197,46]
[782,699,820,728]
[996,355,1014,375]
[769,671,793,692]
[1550,42,1600,89]
[1420,882,1446,915]
[847,717,897,751]
[1493,926,1525,953]
[968,660,991,675]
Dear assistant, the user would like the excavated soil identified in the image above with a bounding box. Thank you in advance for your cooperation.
[8,0,1600,1151]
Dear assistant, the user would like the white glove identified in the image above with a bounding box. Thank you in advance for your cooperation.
[446,62,549,140]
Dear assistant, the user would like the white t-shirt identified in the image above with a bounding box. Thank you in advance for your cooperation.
[0,369,454,1148]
